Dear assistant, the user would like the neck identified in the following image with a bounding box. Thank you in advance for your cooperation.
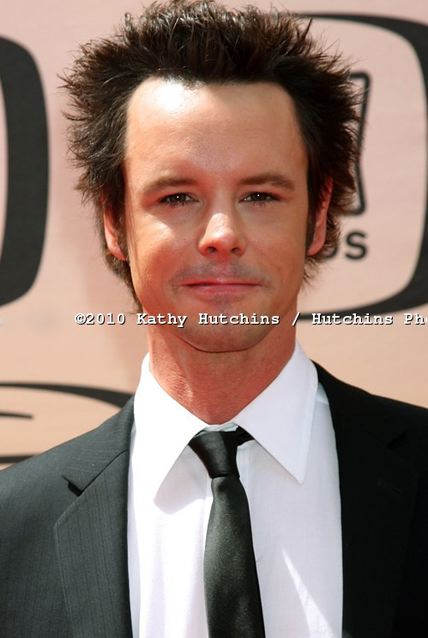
[147,327,296,424]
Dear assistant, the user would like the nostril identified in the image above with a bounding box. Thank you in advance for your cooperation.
[198,215,246,256]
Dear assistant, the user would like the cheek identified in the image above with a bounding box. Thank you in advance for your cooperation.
[255,223,307,275]
[126,221,183,289]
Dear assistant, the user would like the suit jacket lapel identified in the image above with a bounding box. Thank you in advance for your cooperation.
[54,399,134,638]
[316,366,418,638]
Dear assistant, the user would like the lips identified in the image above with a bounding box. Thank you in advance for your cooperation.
[182,273,261,285]
[180,279,261,302]
[175,268,266,299]
[185,280,259,287]
[184,280,260,293]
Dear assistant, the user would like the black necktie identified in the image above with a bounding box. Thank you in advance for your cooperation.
[189,427,266,638]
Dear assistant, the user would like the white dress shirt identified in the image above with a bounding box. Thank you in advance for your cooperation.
[127,344,342,637]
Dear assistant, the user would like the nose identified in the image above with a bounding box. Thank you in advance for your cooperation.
[198,208,246,257]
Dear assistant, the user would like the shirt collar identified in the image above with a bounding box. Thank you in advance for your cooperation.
[133,357,206,499]
[232,343,318,484]
[133,343,318,496]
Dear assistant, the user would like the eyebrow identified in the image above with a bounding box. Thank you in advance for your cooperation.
[141,171,296,196]
[239,172,296,191]
[141,177,198,196]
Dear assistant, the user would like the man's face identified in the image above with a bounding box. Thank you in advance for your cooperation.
[105,78,328,353]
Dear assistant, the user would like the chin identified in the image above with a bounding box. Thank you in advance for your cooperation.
[178,323,275,354]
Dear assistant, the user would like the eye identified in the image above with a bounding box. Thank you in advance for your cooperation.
[242,192,279,205]
[160,193,195,207]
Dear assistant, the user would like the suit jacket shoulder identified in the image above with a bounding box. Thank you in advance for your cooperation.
[316,364,428,638]
[0,398,134,638]
[0,397,134,497]
[316,363,428,474]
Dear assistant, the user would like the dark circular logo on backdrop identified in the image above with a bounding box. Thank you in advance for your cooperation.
[0,37,48,306]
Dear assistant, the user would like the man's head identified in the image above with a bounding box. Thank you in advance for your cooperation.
[102,77,327,353]
[64,0,360,301]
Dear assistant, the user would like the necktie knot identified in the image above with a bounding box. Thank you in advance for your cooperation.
[189,427,252,479]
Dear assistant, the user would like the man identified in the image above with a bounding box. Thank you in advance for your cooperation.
[1,1,427,637]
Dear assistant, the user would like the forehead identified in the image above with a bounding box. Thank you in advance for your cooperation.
[124,77,307,175]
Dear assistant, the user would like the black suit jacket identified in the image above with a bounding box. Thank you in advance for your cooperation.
[1,366,427,638]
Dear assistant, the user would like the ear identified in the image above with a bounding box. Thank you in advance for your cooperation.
[306,178,333,257]
[103,208,127,261]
